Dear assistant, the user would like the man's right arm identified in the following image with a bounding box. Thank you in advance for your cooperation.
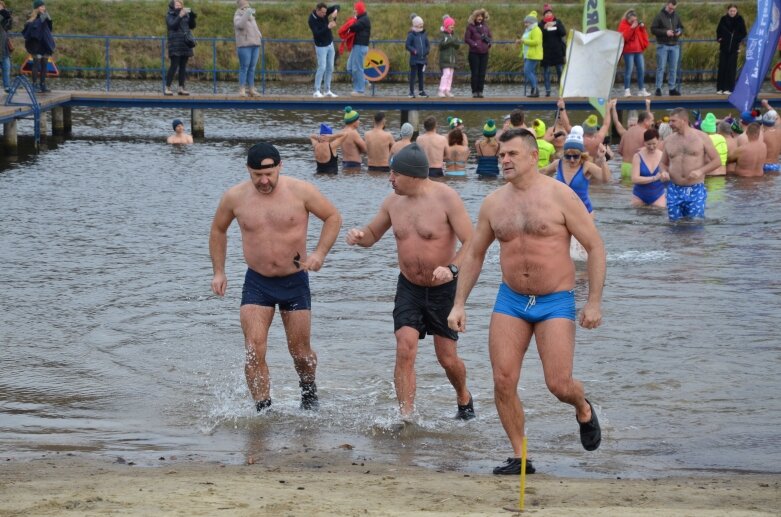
[209,191,236,297]
[345,197,392,247]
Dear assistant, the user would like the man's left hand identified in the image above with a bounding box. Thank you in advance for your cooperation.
[579,301,602,329]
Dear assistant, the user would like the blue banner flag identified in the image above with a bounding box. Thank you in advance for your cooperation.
[729,0,781,112]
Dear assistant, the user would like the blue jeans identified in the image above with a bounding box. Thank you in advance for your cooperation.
[347,44,368,93]
[543,64,562,94]
[1,55,10,91]
[237,45,260,88]
[314,43,335,93]
[624,53,645,90]
[655,44,679,91]
[523,59,539,91]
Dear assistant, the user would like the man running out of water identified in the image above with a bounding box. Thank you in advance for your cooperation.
[447,128,605,475]
[346,143,475,421]
[209,142,342,411]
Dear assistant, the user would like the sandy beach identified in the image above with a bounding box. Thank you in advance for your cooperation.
[1,452,778,516]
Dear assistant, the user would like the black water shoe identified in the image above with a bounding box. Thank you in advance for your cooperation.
[578,399,601,451]
[455,395,476,421]
[300,382,319,410]
[492,457,536,475]
[256,399,271,412]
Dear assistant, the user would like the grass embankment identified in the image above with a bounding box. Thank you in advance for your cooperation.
[7,1,761,83]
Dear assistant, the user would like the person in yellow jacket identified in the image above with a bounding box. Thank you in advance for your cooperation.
[533,118,556,167]
[701,112,727,176]
[521,11,543,97]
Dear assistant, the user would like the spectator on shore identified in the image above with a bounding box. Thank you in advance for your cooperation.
[437,15,459,98]
[650,0,683,96]
[618,8,650,97]
[464,8,492,98]
[164,0,197,96]
[22,0,55,93]
[168,118,194,144]
[309,2,340,98]
[521,10,542,98]
[405,13,429,98]
[538,4,566,98]
[234,0,262,97]
[475,119,499,177]
[0,1,12,93]
[715,4,746,95]
[345,1,370,96]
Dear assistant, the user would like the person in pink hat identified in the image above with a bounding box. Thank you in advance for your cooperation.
[437,15,460,97]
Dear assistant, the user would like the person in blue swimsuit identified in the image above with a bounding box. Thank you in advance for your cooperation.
[540,126,611,215]
[475,119,500,177]
[630,128,667,207]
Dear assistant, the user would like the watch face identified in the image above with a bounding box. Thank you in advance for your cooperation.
[448,264,459,276]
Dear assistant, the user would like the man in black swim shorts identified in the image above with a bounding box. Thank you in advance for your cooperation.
[209,142,342,412]
[346,143,476,420]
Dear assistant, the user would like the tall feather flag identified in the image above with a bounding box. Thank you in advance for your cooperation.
[729,0,781,112]
[582,0,607,116]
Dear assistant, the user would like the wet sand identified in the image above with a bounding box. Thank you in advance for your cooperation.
[1,453,778,516]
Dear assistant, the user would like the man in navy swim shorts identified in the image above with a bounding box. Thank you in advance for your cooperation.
[448,129,606,476]
[209,142,342,412]
[346,143,476,421]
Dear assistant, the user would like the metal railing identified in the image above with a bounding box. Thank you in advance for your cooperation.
[10,33,723,94]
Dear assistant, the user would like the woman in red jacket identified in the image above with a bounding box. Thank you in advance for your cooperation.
[618,9,650,97]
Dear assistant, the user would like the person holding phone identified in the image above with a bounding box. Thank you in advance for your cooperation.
[164,0,197,96]
[22,0,55,93]
[650,0,684,96]
[234,0,262,97]
[464,8,492,98]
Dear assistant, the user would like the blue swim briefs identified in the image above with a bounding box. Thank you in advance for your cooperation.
[493,283,576,323]
[241,268,311,311]
[666,183,706,222]
[763,162,780,173]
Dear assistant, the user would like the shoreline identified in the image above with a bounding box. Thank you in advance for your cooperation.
[1,453,778,516]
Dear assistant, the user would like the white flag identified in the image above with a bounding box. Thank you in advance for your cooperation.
[560,30,624,99]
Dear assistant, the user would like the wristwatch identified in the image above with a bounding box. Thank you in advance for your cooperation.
[447,264,459,279]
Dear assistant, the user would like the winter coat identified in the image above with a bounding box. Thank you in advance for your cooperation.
[405,30,429,66]
[539,18,566,66]
[438,32,460,69]
[22,13,54,56]
[464,22,492,55]
[0,8,12,60]
[309,4,339,47]
[234,7,261,48]
[349,12,370,46]
[521,25,542,61]
[650,7,683,46]
[166,5,197,58]
[618,18,649,54]
[337,17,356,54]
[716,14,746,55]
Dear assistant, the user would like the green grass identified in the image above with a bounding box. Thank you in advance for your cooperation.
[5,1,762,82]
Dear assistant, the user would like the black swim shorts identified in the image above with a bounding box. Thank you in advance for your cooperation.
[393,273,458,341]
[241,268,311,311]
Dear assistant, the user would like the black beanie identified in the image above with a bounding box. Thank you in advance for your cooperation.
[390,143,429,178]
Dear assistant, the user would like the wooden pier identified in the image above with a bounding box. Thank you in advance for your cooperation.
[2,89,780,152]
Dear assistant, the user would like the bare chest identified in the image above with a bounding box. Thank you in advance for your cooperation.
[390,199,449,241]
[235,195,307,234]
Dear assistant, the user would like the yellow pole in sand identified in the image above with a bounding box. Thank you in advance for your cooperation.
[519,435,528,511]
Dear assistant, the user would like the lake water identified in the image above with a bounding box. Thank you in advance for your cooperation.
[0,79,780,478]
